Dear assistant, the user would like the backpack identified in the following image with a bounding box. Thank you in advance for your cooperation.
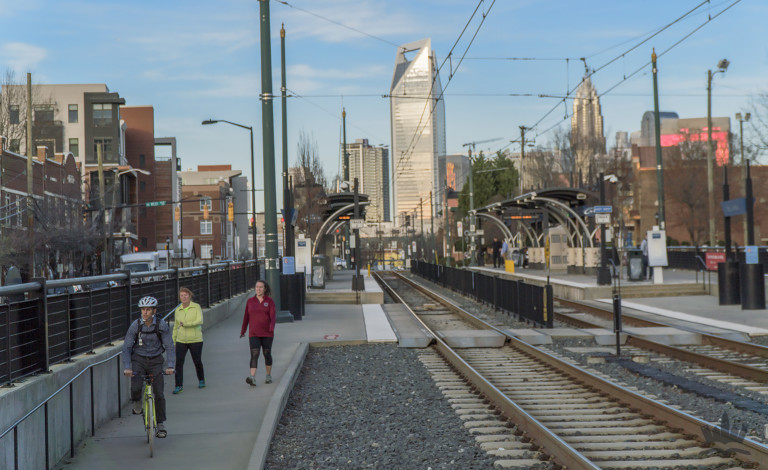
[132,318,165,352]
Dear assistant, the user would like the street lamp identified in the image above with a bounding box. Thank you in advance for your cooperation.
[706,58,729,246]
[736,111,751,242]
[202,119,257,259]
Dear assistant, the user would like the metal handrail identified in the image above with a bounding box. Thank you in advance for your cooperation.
[0,304,177,469]
[695,255,712,294]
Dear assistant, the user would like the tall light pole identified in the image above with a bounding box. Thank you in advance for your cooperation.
[706,58,729,246]
[651,49,665,230]
[736,111,751,243]
[202,119,257,259]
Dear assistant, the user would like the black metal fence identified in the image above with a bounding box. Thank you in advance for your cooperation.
[0,261,261,387]
[667,246,768,271]
[411,261,553,328]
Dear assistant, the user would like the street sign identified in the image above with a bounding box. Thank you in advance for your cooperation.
[457,221,463,237]
[595,213,610,224]
[594,205,612,214]
[145,201,166,207]
[721,198,749,217]
[474,229,484,236]
[470,224,476,232]
[350,218,365,230]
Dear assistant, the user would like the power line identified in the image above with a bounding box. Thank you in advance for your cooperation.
[274,0,401,48]
[395,0,497,179]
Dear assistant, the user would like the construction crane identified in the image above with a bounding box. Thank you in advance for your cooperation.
[462,137,503,158]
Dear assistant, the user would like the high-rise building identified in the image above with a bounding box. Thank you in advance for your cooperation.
[439,154,470,192]
[571,75,606,170]
[390,38,446,227]
[344,138,390,222]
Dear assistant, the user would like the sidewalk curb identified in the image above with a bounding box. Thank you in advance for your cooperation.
[247,341,309,470]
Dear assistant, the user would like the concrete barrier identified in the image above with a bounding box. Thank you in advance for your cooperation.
[0,291,250,470]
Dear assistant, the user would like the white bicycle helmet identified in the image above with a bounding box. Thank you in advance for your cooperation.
[138,296,158,308]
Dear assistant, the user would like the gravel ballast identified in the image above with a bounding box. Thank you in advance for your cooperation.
[265,343,497,469]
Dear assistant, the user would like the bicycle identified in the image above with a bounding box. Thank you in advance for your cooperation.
[135,373,159,457]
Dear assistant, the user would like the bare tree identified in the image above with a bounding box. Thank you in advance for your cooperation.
[0,69,51,154]
[292,130,328,241]
[665,130,709,245]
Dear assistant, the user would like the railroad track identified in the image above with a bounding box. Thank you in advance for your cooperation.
[555,298,768,394]
[375,270,768,469]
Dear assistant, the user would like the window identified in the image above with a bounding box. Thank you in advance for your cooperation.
[139,181,146,192]
[199,197,212,211]
[3,194,9,226]
[15,199,22,227]
[9,139,20,153]
[139,154,145,167]
[69,138,79,157]
[68,104,78,123]
[93,103,112,126]
[9,105,19,124]
[93,138,113,160]
[201,244,213,259]
[141,237,148,248]
[200,220,212,235]
[34,106,54,123]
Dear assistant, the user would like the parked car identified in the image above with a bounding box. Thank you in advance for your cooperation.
[334,257,347,270]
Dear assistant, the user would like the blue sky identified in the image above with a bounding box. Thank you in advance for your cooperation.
[2,0,766,211]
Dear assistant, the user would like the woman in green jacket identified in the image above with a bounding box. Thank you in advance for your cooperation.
[172,287,205,393]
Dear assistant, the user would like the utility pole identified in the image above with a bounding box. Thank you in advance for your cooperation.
[651,49,665,230]
[468,147,476,266]
[706,58,729,247]
[419,197,424,260]
[342,109,351,267]
[26,73,34,279]
[444,179,450,266]
[597,172,611,285]
[352,178,363,290]
[259,0,287,320]
[429,190,434,262]
[280,23,293,257]
[520,126,526,191]
[97,144,107,274]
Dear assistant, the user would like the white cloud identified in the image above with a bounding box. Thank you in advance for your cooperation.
[1,43,47,72]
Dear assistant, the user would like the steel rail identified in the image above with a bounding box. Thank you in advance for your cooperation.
[387,271,768,468]
[375,272,599,470]
[556,297,768,381]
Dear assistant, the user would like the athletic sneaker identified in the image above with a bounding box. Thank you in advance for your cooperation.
[199,380,206,389]
[132,402,142,415]
[246,376,256,386]
[172,386,183,394]
[265,374,272,384]
[156,422,167,438]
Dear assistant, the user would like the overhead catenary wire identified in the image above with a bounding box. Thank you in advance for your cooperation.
[395,0,497,179]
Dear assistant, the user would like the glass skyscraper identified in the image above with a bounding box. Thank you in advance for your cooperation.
[390,38,446,228]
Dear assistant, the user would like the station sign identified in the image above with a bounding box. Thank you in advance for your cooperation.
[593,206,612,214]
[595,213,610,224]
[350,218,365,230]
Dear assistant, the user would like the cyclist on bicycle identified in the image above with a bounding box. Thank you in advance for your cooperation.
[122,296,175,438]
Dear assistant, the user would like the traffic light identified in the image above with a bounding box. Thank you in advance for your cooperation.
[174,206,180,221]
[228,201,234,222]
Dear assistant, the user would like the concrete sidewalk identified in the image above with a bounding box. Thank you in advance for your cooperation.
[60,300,369,470]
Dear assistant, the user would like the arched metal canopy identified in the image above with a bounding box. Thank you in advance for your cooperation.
[474,187,596,247]
[312,201,370,256]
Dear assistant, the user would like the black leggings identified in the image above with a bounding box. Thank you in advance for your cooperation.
[175,341,204,386]
[248,336,274,368]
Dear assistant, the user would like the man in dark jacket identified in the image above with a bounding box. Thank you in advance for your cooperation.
[492,237,503,268]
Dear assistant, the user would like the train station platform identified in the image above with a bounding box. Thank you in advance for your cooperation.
[305,269,384,304]
[469,265,768,338]
[60,289,398,470]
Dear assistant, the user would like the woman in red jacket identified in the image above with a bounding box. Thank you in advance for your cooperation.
[240,280,276,386]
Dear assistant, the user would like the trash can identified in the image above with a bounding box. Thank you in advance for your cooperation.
[626,248,644,281]
[311,255,327,288]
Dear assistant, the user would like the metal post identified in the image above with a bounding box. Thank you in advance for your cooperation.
[597,173,611,285]
[281,24,293,257]
[343,109,350,266]
[519,126,526,194]
[651,49,665,230]
[444,179,450,266]
[468,148,476,266]
[723,167,732,261]
[98,144,107,274]
[707,69,715,246]
[259,0,285,316]
[746,161,754,245]
[250,127,258,259]
[352,178,363,290]
[429,190,434,262]
[26,73,34,280]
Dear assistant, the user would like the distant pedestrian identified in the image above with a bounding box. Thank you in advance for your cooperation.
[240,280,276,386]
[492,237,503,268]
[172,287,205,393]
[640,236,649,280]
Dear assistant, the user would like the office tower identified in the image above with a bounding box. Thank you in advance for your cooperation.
[390,38,446,226]
[571,75,606,171]
[344,139,390,222]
